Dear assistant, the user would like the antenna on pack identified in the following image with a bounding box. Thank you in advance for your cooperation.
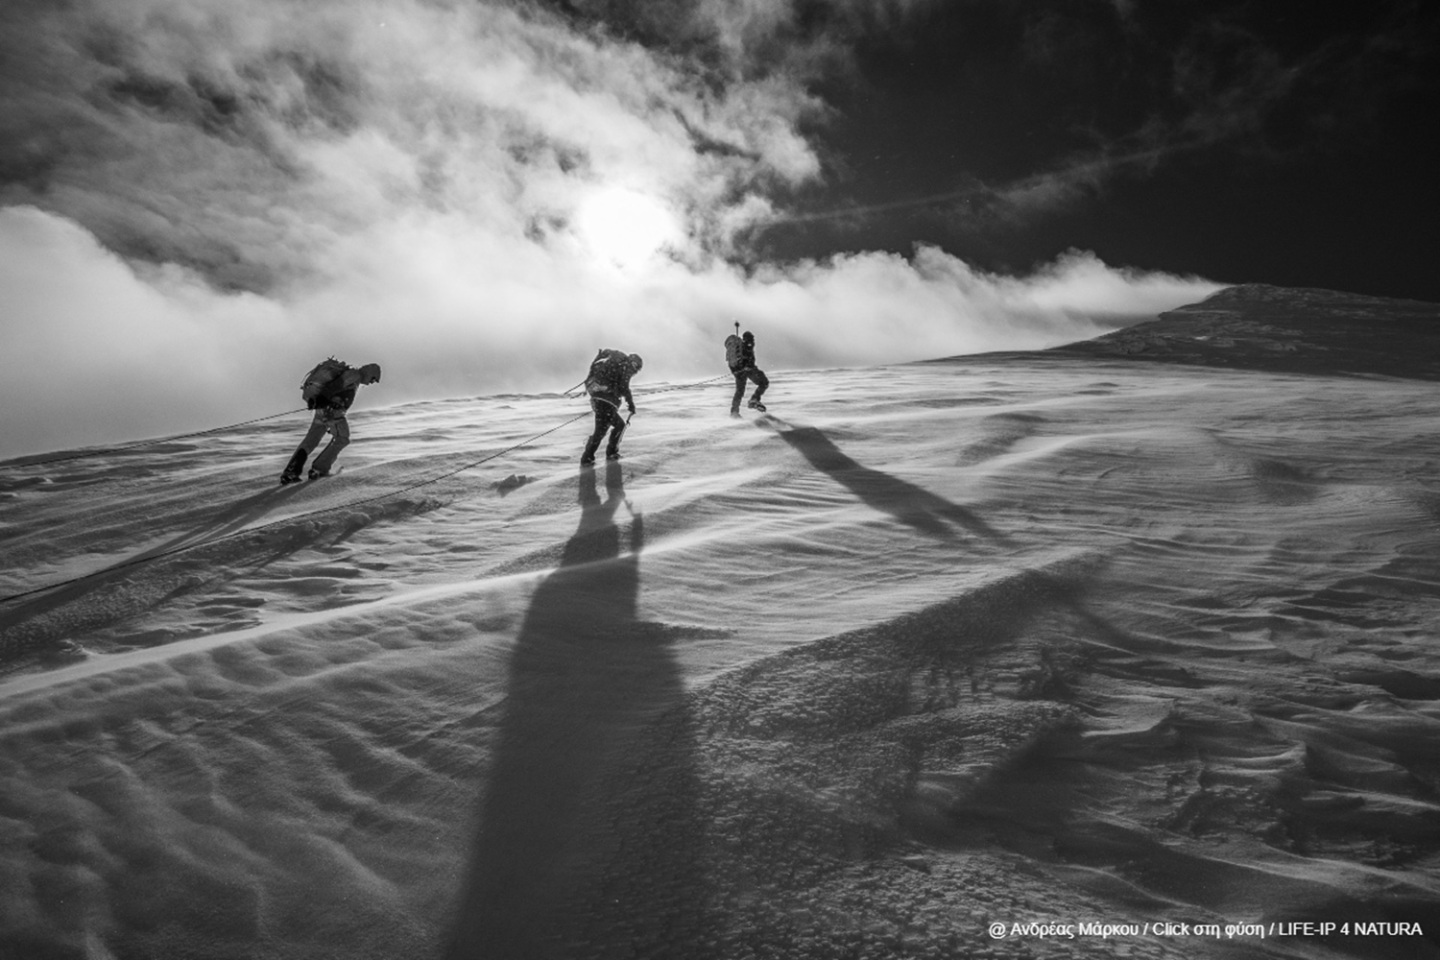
[734,320,740,336]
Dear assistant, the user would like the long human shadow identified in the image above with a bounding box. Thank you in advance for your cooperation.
[0,485,305,662]
[758,416,1009,543]
[444,462,711,960]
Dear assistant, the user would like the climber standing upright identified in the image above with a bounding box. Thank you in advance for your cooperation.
[724,322,768,416]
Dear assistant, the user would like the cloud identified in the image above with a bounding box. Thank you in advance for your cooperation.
[727,246,1220,367]
[0,0,824,286]
[0,205,1219,459]
[0,206,290,458]
[0,0,1223,459]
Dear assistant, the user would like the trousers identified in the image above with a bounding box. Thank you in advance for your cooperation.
[731,367,768,410]
[299,408,350,473]
[583,397,627,459]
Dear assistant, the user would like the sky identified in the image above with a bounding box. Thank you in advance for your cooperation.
[1,0,1435,458]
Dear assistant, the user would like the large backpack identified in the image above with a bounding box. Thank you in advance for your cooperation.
[724,334,743,370]
[301,357,350,409]
[585,348,629,396]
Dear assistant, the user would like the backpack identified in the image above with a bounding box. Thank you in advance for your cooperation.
[301,357,350,409]
[585,348,629,396]
[724,334,743,370]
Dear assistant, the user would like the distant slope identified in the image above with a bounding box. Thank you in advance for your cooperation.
[1045,284,1440,379]
[929,284,1440,380]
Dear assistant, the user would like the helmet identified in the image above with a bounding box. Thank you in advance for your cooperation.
[627,354,643,373]
[742,331,754,342]
[359,362,382,384]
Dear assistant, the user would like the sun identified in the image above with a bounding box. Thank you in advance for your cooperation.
[573,187,680,269]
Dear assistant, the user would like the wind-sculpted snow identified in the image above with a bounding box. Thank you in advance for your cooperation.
[2,297,1440,957]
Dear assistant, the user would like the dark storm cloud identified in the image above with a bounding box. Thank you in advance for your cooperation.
[0,1,377,289]
[552,0,933,79]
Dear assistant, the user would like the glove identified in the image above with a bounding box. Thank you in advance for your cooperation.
[627,404,636,415]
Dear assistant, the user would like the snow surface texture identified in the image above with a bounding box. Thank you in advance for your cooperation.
[3,287,1440,958]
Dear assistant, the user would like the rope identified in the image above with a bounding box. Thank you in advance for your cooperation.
[4,409,306,469]
[0,411,590,607]
[4,373,731,470]
[633,373,731,396]
[0,371,733,606]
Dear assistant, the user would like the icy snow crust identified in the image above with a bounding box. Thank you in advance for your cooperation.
[2,342,1440,958]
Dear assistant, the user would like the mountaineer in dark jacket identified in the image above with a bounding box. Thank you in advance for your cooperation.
[726,330,768,416]
[280,360,381,483]
[581,349,642,465]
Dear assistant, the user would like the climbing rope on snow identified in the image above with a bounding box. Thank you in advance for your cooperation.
[2,410,308,469]
[4,372,730,470]
[0,372,734,607]
[632,373,731,396]
[0,410,592,607]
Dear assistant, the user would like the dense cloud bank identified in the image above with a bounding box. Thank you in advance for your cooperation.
[0,206,1217,458]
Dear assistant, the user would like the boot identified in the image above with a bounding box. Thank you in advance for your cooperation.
[280,447,308,484]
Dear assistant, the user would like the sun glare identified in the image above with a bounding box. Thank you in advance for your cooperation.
[573,187,679,269]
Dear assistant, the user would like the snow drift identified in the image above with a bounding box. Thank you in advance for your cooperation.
[2,286,1439,958]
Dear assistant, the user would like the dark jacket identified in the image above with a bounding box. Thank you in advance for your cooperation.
[737,338,756,371]
[586,350,635,408]
[316,369,365,412]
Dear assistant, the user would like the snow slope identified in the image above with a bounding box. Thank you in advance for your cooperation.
[3,295,1440,958]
